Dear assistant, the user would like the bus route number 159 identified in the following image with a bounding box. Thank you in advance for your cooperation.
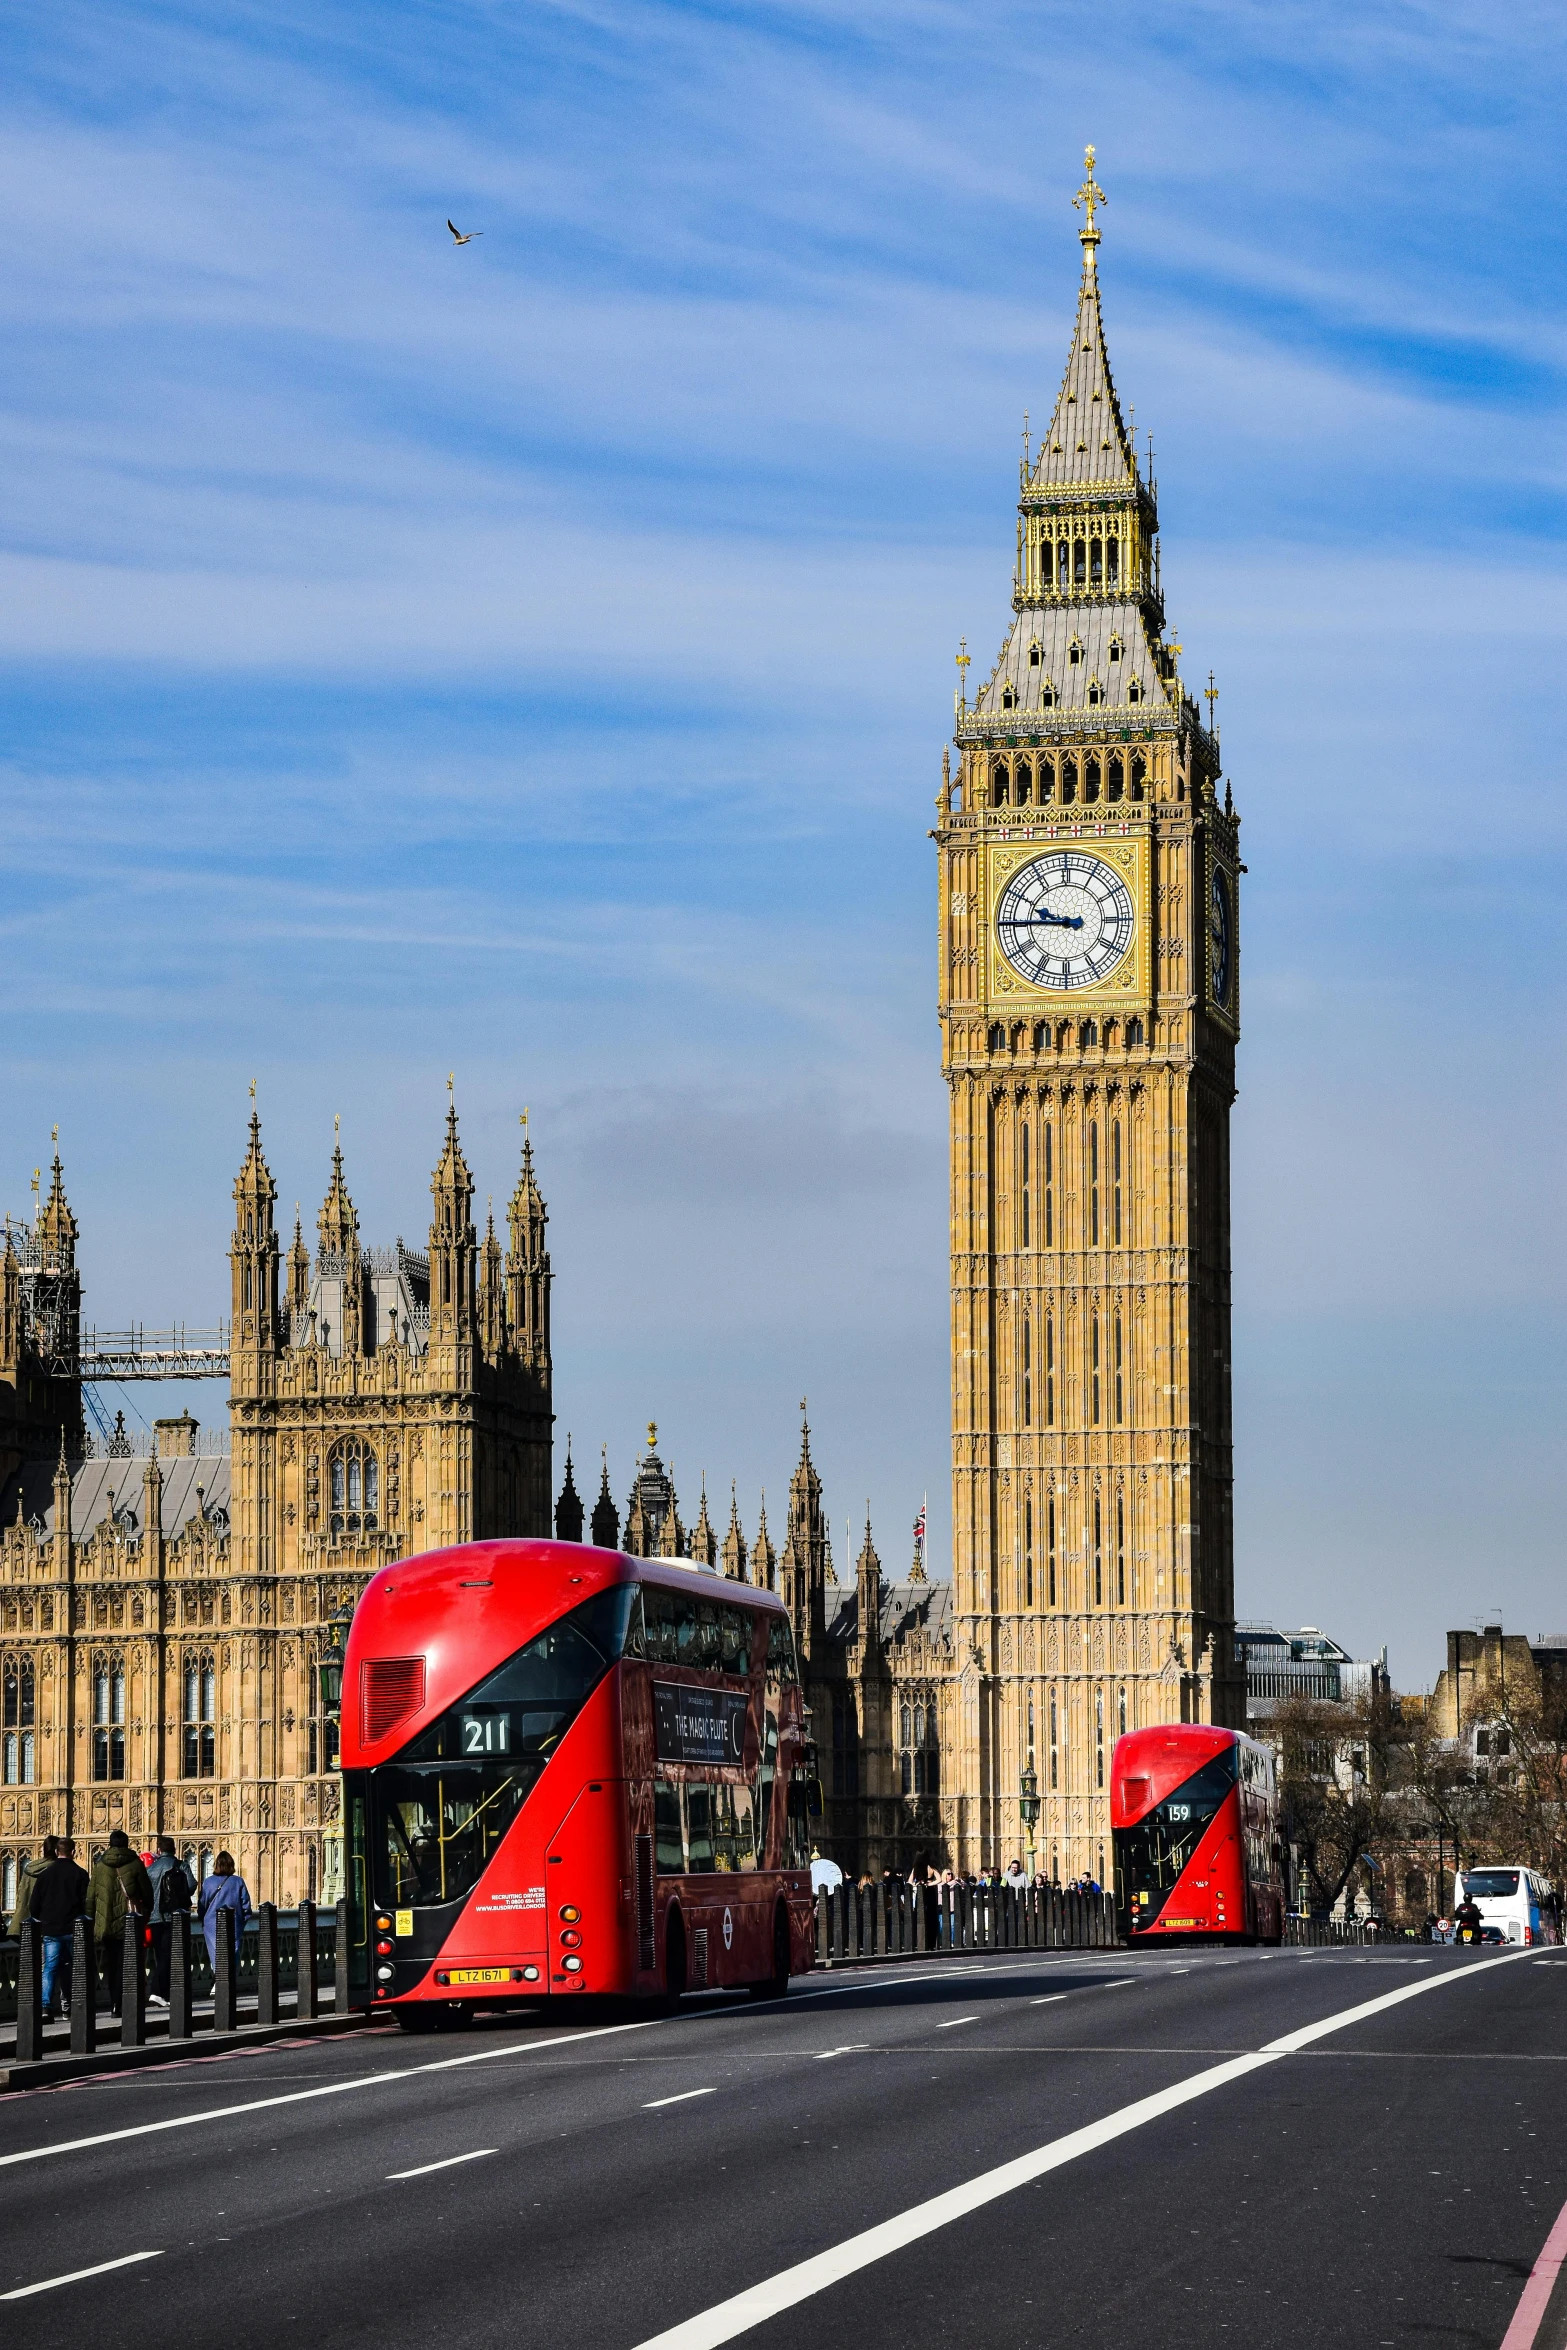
[461,1713,510,1754]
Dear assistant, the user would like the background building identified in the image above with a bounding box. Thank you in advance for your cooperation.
[0,1108,552,1911]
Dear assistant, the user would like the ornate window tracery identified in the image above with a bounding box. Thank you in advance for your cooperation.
[183,1651,216,1778]
[93,1654,126,1782]
[329,1441,379,1540]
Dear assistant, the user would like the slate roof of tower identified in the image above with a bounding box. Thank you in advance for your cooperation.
[1030,255,1137,493]
[1,1453,231,1541]
[823,1578,953,1650]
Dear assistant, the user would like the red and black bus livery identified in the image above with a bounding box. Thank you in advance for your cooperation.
[340,1538,816,2022]
[1111,1724,1284,1945]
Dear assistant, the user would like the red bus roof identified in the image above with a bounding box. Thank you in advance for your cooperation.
[1110,1723,1240,1829]
[341,1537,787,1768]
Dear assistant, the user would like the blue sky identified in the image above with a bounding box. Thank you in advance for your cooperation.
[3,0,1564,1685]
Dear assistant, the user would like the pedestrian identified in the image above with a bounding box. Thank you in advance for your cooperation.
[89,1828,153,2015]
[7,1835,55,1937]
[197,1849,253,1972]
[145,1835,195,2006]
[32,1835,89,2019]
[1003,1857,1028,1893]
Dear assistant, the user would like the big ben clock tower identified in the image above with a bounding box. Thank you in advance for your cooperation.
[936,152,1245,1880]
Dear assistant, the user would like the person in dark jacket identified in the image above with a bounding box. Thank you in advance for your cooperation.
[32,1838,90,2018]
[89,1829,153,2015]
[6,1837,55,1938]
[145,1836,194,2005]
[197,1850,252,1972]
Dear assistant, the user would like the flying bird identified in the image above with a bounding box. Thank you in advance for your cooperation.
[447,218,483,246]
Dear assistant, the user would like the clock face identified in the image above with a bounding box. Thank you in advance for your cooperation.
[995,851,1136,992]
[1209,866,1233,1008]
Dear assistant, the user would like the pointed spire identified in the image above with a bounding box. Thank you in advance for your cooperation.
[1032,150,1136,494]
[554,1437,585,1543]
[317,1133,359,1265]
[38,1149,78,1268]
[287,1207,310,1326]
[231,1109,280,1355]
[590,1445,620,1550]
[688,1476,717,1569]
[506,1111,550,1368]
[428,1094,476,1346]
[751,1491,777,1592]
[721,1482,748,1582]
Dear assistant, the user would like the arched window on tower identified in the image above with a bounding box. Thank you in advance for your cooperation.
[93,1656,126,1782]
[1090,536,1103,586]
[1093,1493,1103,1605]
[1073,539,1087,586]
[329,1441,380,1541]
[1047,1493,1058,1608]
[1126,1016,1144,1048]
[1085,755,1101,803]
[1022,1317,1033,1427]
[988,1022,1007,1053]
[1015,757,1032,806]
[1091,1314,1102,1427]
[1095,1691,1106,1789]
[992,759,1010,806]
[2,1657,35,1786]
[1038,757,1055,803]
[1024,1491,1035,1608]
[1020,1121,1031,1247]
[1049,1689,1060,1789]
[1131,752,1147,801]
[1108,753,1125,802]
[1043,1120,1054,1246]
[1044,1311,1056,1427]
[1106,536,1120,585]
[1114,1313,1125,1426]
[1061,758,1077,805]
[1089,1119,1100,1244]
[183,1652,216,1778]
[1116,1490,1127,1605]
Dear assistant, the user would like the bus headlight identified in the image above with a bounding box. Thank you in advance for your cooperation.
[562,1955,583,1974]
[522,1965,540,1982]
[376,1965,394,1981]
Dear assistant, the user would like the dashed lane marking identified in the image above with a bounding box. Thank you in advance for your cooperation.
[387,2149,496,2179]
[937,2018,978,2030]
[644,2089,718,2110]
[2,2251,164,2300]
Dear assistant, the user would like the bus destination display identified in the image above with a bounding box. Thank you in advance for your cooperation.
[654,1682,749,1767]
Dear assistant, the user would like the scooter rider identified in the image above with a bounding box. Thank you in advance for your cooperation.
[1454,1893,1485,1943]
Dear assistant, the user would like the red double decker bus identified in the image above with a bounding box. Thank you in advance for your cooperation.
[340,1538,816,2026]
[1111,1724,1285,1945]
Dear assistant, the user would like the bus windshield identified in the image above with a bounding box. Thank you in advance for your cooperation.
[1116,1747,1237,1922]
[371,1583,637,1912]
[1462,1870,1520,1900]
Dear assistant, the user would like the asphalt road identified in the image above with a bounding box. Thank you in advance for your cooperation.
[0,1943,1563,2349]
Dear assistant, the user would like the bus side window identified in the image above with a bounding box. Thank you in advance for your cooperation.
[786,1771,813,1868]
[654,1781,684,1873]
[718,1605,752,1676]
[712,1780,757,1871]
[685,1784,715,1872]
[767,1616,799,1686]
[622,1588,648,1660]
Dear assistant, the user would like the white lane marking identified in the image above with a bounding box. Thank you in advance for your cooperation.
[813,2047,869,2062]
[0,2015,668,2172]
[2,2251,164,2300]
[1103,1979,1136,1989]
[632,1949,1536,2350]
[387,2148,496,2180]
[644,2089,718,2109]
[1031,1996,1067,2005]
[937,2017,978,2030]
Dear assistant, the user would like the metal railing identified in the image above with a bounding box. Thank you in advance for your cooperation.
[815,1879,1117,1963]
[0,1905,339,2029]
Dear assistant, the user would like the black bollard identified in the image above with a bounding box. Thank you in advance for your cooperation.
[213,1904,236,2032]
[334,1896,349,2015]
[70,1917,97,2055]
[296,1899,318,2021]
[257,1902,278,2026]
[120,1913,146,2048]
[168,1911,193,2038]
[15,1918,44,2064]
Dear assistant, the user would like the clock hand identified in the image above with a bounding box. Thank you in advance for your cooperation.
[1023,910,1084,930]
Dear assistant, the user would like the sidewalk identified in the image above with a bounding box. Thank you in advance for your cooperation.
[0,1989,374,2093]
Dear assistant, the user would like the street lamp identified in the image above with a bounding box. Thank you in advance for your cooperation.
[1020,1754,1040,1881]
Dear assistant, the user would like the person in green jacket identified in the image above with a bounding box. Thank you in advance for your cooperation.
[89,1830,153,2016]
[6,1837,56,1937]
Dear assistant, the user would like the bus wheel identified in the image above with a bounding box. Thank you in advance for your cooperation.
[665,1910,688,2002]
[394,2006,441,2033]
[748,1905,791,2002]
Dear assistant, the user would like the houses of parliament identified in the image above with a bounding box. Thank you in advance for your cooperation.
[0,155,1241,1907]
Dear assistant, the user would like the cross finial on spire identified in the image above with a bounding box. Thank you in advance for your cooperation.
[1205,670,1219,741]
[334,1112,340,1140]
[1074,144,1106,266]
[249,1078,256,1102]
[448,1071,455,1098]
